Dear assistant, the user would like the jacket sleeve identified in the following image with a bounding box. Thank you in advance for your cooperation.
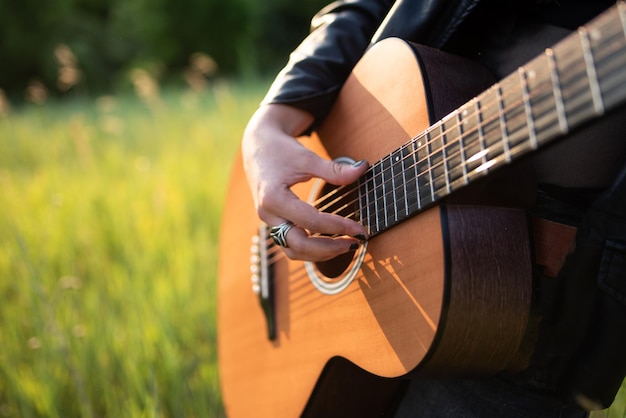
[260,0,395,125]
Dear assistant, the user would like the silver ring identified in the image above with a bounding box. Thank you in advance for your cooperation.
[269,221,294,248]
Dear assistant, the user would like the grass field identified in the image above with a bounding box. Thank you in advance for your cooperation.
[0,80,264,417]
[0,80,624,417]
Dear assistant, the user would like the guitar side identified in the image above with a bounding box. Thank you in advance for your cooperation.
[218,39,532,417]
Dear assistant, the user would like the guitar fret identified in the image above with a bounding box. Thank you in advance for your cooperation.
[415,135,433,207]
[347,4,626,239]
[369,164,380,234]
[429,116,453,196]
[514,52,562,148]
[461,97,486,182]
[476,98,487,167]
[579,26,605,115]
[477,87,501,174]
[376,164,384,234]
[412,138,422,211]
[519,67,538,150]
[495,85,512,162]
[442,120,464,192]
[357,176,366,232]
[499,73,531,155]
[472,98,487,173]
[362,170,373,235]
[388,150,400,221]
[389,151,401,223]
[380,155,389,228]
[401,143,418,215]
[546,48,569,135]
[383,155,395,226]
[556,29,600,127]
[425,131,436,203]
[399,145,410,218]
[424,130,435,201]
[442,114,453,194]
[457,109,469,186]
[437,119,450,194]
[427,126,446,199]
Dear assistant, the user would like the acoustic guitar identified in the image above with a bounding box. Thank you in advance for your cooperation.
[218,3,626,417]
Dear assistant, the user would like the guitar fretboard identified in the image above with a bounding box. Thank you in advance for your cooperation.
[353,2,626,237]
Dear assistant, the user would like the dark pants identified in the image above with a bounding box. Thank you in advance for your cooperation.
[394,376,588,418]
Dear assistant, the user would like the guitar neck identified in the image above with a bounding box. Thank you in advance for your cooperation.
[355,2,626,237]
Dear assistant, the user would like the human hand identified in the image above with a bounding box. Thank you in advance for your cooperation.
[242,104,369,261]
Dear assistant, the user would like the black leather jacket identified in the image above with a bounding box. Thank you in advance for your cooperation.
[260,0,613,127]
[261,0,483,122]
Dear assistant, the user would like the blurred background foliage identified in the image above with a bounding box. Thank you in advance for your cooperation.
[0,0,329,101]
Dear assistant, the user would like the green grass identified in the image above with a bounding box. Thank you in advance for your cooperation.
[0,80,624,418]
[0,81,266,417]
[597,385,626,418]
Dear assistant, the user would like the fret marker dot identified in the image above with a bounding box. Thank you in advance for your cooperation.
[590,28,602,41]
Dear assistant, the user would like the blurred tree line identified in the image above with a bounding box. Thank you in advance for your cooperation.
[0,0,330,101]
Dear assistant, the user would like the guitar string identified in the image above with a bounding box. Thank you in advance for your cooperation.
[310,63,557,216]
[262,12,625,291]
[311,68,562,226]
[262,71,562,289]
[311,15,625,218]
[236,8,625,339]
[249,5,624,318]
[243,57,624,337]
[263,48,613,293]
[311,27,623,232]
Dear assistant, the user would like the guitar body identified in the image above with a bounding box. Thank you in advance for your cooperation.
[218,39,533,417]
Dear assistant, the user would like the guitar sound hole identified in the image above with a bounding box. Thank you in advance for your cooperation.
[312,175,359,280]
[315,250,356,279]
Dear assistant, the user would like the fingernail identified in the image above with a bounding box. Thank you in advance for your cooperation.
[349,243,359,251]
[353,234,367,241]
[352,159,366,168]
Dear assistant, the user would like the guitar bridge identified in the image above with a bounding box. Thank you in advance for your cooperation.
[250,224,276,340]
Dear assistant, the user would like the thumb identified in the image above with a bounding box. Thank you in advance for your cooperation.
[316,158,369,186]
